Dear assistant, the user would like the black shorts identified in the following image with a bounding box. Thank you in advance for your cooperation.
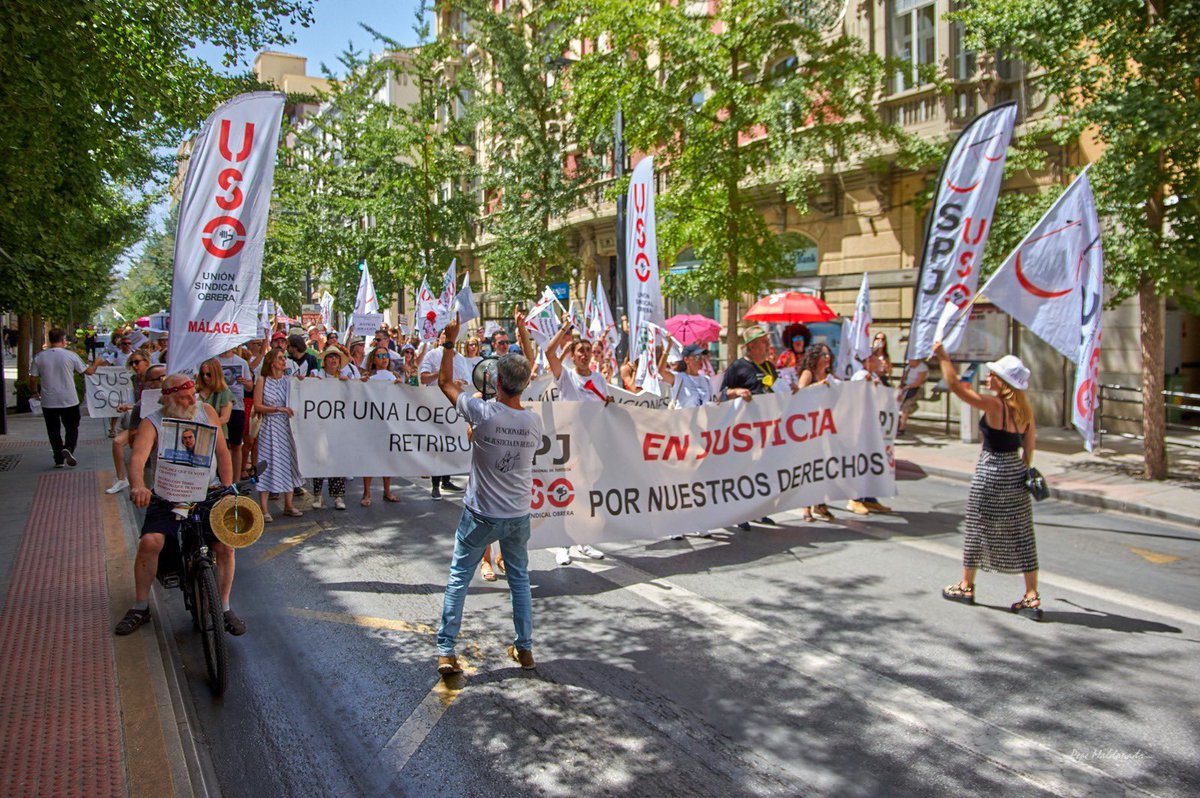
[226,408,245,446]
[141,498,217,545]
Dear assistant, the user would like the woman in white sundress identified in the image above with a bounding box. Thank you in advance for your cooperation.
[253,348,304,522]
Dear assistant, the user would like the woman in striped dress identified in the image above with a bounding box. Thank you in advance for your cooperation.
[934,343,1040,615]
[253,348,303,522]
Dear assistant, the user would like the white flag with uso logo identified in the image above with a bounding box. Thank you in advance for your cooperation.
[169,92,285,375]
[625,157,665,363]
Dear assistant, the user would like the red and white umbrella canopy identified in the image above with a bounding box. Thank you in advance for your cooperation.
[742,292,837,323]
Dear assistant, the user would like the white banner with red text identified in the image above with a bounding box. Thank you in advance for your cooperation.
[289,379,897,547]
[169,91,285,375]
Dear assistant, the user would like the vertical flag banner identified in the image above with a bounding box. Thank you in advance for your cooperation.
[1072,245,1104,451]
[355,263,379,314]
[437,259,457,329]
[593,275,619,349]
[906,102,1017,360]
[978,167,1102,359]
[568,300,591,341]
[835,319,856,380]
[840,272,872,378]
[455,273,479,327]
[169,91,285,375]
[584,283,598,338]
[416,278,439,341]
[625,157,665,362]
[320,291,334,330]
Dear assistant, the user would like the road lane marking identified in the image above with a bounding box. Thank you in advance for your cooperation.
[258,523,326,563]
[835,518,1200,629]
[286,607,437,636]
[1128,546,1183,565]
[571,557,1164,798]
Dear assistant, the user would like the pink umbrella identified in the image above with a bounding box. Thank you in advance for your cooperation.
[664,314,722,345]
[135,317,151,328]
[743,292,837,323]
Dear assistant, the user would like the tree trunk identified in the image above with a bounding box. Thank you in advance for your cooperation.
[1138,278,1166,479]
[17,314,31,384]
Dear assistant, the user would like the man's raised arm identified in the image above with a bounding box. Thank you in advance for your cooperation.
[438,317,465,408]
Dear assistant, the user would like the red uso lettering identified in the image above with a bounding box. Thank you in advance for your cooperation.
[200,118,256,260]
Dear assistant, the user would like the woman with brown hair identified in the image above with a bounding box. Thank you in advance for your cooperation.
[797,343,836,522]
[934,343,1041,616]
[253,348,304,522]
[103,351,152,494]
[360,346,403,506]
[196,357,234,439]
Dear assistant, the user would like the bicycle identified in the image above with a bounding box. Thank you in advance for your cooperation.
[156,481,262,696]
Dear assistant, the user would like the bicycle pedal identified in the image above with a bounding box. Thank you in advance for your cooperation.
[160,574,181,589]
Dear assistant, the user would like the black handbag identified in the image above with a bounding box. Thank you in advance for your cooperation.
[1025,467,1049,501]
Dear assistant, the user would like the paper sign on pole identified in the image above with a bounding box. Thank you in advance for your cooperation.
[906,102,1016,360]
[168,91,285,375]
[84,367,135,418]
[355,264,379,315]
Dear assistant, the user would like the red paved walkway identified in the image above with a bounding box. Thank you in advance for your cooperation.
[0,471,124,798]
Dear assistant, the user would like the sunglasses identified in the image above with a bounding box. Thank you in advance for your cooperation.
[373,352,390,358]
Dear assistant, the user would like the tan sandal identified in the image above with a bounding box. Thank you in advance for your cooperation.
[360,496,372,507]
[481,562,497,582]
[942,582,975,605]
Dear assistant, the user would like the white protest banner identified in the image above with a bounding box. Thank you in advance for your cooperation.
[139,389,162,413]
[1072,214,1105,451]
[355,263,379,314]
[847,272,872,368]
[906,102,1016,360]
[154,418,219,502]
[290,380,472,477]
[625,157,665,362]
[835,319,856,381]
[84,367,135,418]
[979,167,1102,359]
[567,300,590,341]
[525,288,560,349]
[288,379,896,546]
[169,92,285,375]
[127,329,148,351]
[436,260,457,330]
[320,291,335,330]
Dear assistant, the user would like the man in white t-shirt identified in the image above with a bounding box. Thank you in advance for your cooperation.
[534,314,609,564]
[29,328,93,467]
[434,316,543,677]
[420,332,470,499]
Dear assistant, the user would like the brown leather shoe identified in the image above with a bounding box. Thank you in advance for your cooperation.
[437,655,463,676]
[507,645,536,670]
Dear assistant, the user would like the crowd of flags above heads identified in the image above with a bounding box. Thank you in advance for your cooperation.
[168,93,1104,454]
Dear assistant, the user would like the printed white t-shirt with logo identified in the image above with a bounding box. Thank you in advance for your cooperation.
[556,367,608,402]
[455,394,544,519]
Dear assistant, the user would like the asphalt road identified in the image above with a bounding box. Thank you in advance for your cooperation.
[158,471,1200,798]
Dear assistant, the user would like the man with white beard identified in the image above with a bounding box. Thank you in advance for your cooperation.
[114,374,241,637]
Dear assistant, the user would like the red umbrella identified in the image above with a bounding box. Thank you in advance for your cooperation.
[742,292,837,323]
[664,314,722,345]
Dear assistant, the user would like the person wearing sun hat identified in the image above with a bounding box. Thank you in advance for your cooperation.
[933,342,1042,617]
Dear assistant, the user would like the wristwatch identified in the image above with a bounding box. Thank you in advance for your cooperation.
[442,342,455,350]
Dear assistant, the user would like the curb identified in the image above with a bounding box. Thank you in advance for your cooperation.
[896,460,1196,528]
[117,497,221,798]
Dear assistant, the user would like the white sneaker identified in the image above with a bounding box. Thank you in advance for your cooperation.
[105,479,130,494]
[572,544,605,560]
[334,497,346,510]
[312,498,325,509]
[555,548,572,566]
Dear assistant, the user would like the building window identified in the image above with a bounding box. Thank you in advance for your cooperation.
[888,0,936,94]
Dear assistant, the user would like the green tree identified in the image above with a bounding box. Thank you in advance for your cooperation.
[953,0,1200,478]
[267,13,475,317]
[450,0,599,301]
[115,208,179,322]
[559,0,917,349]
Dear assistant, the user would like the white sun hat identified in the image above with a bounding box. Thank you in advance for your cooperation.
[985,355,1031,391]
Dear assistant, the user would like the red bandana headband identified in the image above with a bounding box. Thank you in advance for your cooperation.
[161,380,195,396]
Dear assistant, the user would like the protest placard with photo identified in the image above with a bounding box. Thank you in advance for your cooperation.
[154,418,218,502]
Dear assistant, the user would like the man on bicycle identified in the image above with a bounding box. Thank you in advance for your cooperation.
[114,374,243,636]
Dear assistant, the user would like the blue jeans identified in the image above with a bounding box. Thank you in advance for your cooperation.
[437,507,532,656]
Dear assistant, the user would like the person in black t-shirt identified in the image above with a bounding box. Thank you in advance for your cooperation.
[720,326,777,529]
[721,326,777,401]
[286,334,319,377]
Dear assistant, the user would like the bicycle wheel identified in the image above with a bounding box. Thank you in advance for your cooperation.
[193,563,228,696]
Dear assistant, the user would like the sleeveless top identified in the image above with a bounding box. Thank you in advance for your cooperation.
[980,402,1024,454]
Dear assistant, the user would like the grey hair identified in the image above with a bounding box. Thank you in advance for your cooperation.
[495,353,532,397]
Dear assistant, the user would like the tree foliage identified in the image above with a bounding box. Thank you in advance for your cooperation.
[266,12,475,315]
[114,207,178,322]
[557,0,917,343]
[450,0,599,301]
[0,0,313,321]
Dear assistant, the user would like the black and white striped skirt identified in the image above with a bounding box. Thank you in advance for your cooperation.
[962,449,1037,574]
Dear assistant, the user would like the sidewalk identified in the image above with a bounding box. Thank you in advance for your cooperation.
[0,409,205,798]
[897,419,1200,527]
